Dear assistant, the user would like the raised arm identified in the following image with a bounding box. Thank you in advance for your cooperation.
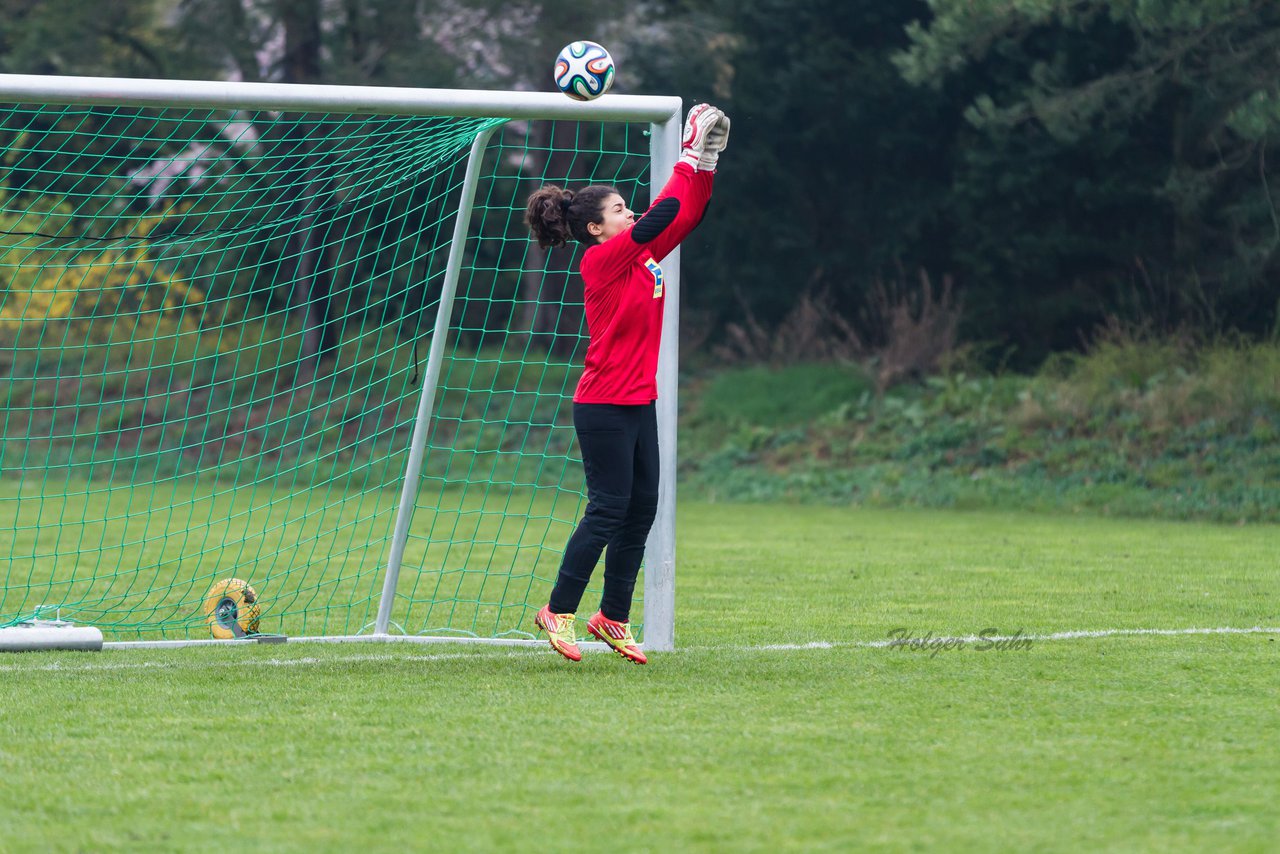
[583,104,730,277]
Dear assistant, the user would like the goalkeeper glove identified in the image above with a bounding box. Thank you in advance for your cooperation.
[679,103,724,171]
[699,112,730,171]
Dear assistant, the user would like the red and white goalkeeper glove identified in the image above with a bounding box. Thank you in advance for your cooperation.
[679,103,725,171]
[701,112,730,170]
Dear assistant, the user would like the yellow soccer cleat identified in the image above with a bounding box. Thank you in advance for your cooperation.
[586,611,647,665]
[534,605,582,662]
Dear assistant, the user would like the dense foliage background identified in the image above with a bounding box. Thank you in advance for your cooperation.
[2,0,1278,369]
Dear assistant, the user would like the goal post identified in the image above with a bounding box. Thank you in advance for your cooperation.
[0,73,682,652]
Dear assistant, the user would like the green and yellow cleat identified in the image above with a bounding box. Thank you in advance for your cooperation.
[534,605,582,662]
[586,611,647,665]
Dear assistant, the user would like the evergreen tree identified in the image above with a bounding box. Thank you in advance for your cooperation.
[898,0,1280,350]
[634,0,956,348]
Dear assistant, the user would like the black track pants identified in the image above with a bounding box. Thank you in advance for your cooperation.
[547,402,659,622]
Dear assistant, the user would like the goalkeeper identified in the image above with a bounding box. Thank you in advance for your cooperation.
[524,103,730,665]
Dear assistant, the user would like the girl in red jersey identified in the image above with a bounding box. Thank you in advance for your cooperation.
[523,103,729,664]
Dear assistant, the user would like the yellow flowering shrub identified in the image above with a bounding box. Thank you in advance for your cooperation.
[0,198,212,340]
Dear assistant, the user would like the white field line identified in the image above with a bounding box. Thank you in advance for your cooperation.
[752,625,1280,651]
[1,625,1276,673]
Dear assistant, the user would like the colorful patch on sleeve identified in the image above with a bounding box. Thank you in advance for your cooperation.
[645,257,664,299]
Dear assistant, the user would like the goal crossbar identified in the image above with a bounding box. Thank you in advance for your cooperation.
[0,73,681,123]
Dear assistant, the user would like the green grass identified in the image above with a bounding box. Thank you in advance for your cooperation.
[679,345,1280,521]
[686,361,872,429]
[3,503,1277,852]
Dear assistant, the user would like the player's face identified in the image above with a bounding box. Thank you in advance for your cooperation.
[589,193,634,243]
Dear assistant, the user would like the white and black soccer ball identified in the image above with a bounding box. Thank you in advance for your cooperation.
[554,41,615,102]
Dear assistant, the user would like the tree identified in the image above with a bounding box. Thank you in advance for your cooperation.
[629,0,960,355]
[169,1,667,356]
[897,0,1280,348]
[0,0,178,77]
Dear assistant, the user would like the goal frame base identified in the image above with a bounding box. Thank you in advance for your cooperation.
[102,634,618,653]
[0,620,104,652]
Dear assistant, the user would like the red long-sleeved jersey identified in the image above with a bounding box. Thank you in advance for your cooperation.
[573,162,714,404]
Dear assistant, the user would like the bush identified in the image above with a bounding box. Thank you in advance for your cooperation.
[0,198,209,332]
[679,339,1280,522]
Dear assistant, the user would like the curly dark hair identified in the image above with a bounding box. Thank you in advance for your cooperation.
[524,183,619,249]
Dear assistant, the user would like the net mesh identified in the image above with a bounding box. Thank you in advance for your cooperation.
[0,100,653,641]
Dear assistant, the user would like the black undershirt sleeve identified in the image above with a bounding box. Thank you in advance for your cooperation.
[629,197,681,245]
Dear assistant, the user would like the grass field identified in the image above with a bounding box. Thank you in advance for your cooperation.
[2,502,1278,852]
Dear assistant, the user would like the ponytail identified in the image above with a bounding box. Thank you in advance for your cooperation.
[525,185,575,249]
[525,183,619,249]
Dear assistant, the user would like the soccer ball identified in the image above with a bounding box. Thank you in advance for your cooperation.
[202,577,261,639]
[554,41,615,101]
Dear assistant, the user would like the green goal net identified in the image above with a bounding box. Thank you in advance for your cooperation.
[0,87,666,645]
